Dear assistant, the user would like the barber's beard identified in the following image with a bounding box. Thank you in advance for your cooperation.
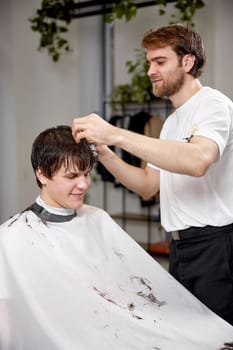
[153,68,185,98]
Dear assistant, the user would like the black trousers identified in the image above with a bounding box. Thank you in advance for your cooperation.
[169,224,233,325]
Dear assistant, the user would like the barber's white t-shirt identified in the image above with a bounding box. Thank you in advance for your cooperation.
[148,87,233,232]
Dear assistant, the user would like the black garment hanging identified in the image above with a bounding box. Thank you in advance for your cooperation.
[121,111,151,167]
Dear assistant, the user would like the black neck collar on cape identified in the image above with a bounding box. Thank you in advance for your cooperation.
[25,202,77,223]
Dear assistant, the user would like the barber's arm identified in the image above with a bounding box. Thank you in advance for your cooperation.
[97,145,159,200]
[72,114,219,176]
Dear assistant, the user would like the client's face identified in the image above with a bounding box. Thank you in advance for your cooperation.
[38,164,91,209]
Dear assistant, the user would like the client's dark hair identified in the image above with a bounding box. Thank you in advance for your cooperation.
[31,125,96,188]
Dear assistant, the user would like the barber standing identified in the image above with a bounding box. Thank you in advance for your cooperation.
[72,24,233,325]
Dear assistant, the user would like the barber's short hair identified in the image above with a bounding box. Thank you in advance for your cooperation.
[142,24,206,78]
[31,125,96,188]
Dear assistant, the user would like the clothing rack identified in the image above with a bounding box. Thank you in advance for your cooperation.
[99,98,173,255]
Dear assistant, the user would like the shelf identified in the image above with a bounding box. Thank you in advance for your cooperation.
[111,213,160,223]
[150,241,170,255]
[111,213,169,256]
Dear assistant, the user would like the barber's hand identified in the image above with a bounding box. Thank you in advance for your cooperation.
[72,114,116,145]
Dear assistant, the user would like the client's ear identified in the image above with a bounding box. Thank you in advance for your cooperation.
[35,168,47,186]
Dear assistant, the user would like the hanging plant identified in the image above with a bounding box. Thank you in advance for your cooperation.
[29,0,76,62]
[168,0,206,25]
[105,0,137,23]
[111,49,154,107]
[29,0,205,62]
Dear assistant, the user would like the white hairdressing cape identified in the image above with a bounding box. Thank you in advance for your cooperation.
[0,204,232,349]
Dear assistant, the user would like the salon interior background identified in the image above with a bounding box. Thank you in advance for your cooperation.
[0,0,233,225]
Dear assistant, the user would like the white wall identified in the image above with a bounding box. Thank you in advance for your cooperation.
[0,0,233,224]
[213,0,233,98]
[0,0,18,220]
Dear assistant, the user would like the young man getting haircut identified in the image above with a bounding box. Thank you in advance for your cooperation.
[0,125,232,349]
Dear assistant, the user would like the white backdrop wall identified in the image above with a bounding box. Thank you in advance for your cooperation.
[0,0,233,223]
